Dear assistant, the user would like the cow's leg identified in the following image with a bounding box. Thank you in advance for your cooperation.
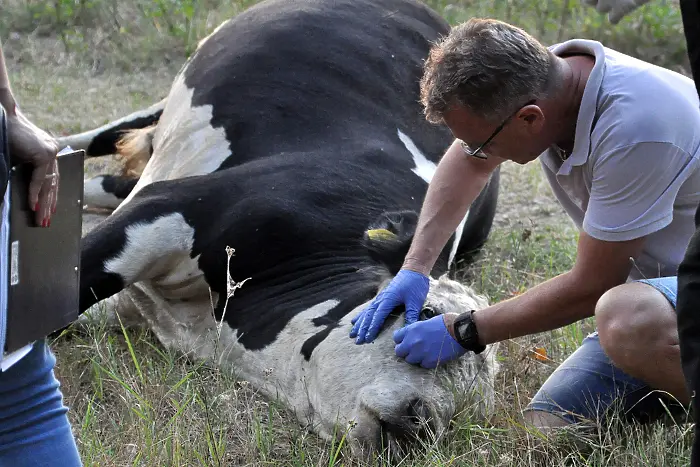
[57,98,165,158]
[76,287,147,330]
[79,186,205,316]
[83,174,139,210]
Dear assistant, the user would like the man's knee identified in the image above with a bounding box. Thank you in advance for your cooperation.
[523,409,573,430]
[595,282,676,366]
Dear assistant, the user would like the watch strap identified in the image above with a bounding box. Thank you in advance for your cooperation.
[453,310,486,354]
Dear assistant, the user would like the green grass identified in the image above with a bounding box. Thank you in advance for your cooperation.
[1,0,696,465]
[52,218,695,465]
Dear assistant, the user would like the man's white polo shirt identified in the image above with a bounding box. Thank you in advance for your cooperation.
[539,39,700,281]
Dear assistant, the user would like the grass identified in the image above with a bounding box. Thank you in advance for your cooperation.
[1,0,696,464]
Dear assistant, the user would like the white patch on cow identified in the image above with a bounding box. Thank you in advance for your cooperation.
[397,129,435,184]
[104,213,197,285]
[117,71,232,210]
[396,129,469,267]
[448,209,469,267]
[56,98,166,153]
[229,299,342,418]
[196,18,231,50]
[83,176,123,210]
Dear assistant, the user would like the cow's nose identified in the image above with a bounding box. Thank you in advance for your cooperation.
[377,397,437,454]
[349,387,447,459]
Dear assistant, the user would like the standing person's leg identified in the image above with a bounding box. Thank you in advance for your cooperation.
[676,1,700,465]
[679,0,700,96]
[0,339,82,467]
[678,226,700,467]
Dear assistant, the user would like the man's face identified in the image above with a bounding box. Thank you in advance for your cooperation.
[442,102,550,165]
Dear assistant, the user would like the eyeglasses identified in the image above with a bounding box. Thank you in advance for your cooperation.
[460,99,537,160]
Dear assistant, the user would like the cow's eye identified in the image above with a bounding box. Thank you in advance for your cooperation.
[420,306,438,320]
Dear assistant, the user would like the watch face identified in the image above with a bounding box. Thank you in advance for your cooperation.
[453,311,485,354]
[455,314,474,343]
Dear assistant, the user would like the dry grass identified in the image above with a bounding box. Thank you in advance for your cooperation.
[1,0,696,465]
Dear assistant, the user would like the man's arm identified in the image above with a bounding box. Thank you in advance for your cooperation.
[351,139,502,344]
[402,139,503,275]
[394,230,646,368]
[472,141,691,343]
[468,231,645,344]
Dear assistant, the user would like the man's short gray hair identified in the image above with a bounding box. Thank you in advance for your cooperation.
[420,18,556,124]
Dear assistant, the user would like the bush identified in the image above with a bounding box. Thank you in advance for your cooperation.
[0,0,690,74]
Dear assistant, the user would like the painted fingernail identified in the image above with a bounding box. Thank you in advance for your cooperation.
[42,219,47,227]
[47,219,51,228]
[34,203,39,211]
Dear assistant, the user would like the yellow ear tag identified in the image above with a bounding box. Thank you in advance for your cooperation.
[366,229,397,241]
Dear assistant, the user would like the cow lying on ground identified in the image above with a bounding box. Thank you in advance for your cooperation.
[64,0,502,457]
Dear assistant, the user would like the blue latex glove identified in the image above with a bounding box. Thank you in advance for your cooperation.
[392,314,467,369]
[349,269,429,344]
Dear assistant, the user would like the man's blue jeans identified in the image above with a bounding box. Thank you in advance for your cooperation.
[525,276,684,425]
[0,339,82,466]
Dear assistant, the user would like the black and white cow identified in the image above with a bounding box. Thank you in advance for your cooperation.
[66,0,502,456]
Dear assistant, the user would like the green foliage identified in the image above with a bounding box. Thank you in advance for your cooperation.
[422,0,688,72]
[0,0,690,74]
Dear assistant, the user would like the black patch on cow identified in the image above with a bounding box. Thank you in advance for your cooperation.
[85,110,162,157]
[183,0,454,172]
[301,305,406,361]
[100,175,140,200]
[79,182,185,312]
[300,327,334,361]
[77,0,500,354]
[300,283,379,360]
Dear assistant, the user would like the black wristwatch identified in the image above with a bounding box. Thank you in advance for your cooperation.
[452,310,486,354]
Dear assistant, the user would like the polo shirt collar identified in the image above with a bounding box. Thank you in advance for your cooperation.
[547,39,607,175]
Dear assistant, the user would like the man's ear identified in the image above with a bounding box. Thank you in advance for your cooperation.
[518,105,545,133]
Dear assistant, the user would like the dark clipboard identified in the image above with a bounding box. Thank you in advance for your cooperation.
[4,150,84,353]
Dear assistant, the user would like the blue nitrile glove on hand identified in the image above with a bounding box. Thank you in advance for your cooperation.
[392,314,467,369]
[349,269,429,344]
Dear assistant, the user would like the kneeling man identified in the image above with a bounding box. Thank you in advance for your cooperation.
[350,18,700,429]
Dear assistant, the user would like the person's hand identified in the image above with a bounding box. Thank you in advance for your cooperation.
[349,269,429,344]
[7,109,59,227]
[392,313,467,369]
[581,0,650,24]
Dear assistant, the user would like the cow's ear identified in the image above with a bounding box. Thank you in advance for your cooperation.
[362,210,418,276]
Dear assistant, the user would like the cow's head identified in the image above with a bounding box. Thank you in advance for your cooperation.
[299,210,500,458]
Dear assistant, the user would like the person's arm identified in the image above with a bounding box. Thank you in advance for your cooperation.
[394,231,646,367]
[0,39,58,227]
[473,141,693,342]
[467,232,644,344]
[402,139,504,275]
[394,141,695,367]
[351,140,503,344]
[0,40,17,115]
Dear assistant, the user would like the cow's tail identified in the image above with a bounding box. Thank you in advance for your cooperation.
[61,98,164,211]
[81,124,157,210]
[56,96,165,162]
[115,125,157,178]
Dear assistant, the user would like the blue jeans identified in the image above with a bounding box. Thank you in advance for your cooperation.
[525,276,684,425]
[0,340,82,466]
